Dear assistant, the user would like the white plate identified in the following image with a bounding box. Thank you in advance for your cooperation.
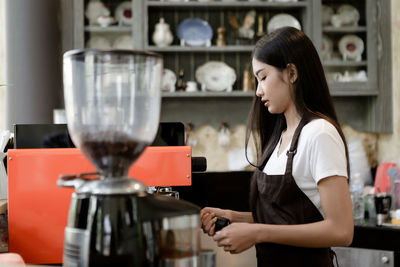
[112,35,133,49]
[195,61,236,92]
[161,69,177,92]
[115,1,133,25]
[338,34,364,61]
[86,36,111,49]
[267,14,301,33]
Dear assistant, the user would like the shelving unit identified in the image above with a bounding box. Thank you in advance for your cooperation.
[62,0,392,132]
[321,0,375,94]
[147,45,254,53]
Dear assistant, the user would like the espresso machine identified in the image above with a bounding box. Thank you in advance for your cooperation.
[59,50,201,267]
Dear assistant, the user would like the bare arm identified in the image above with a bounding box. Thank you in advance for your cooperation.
[230,211,254,223]
[213,176,354,253]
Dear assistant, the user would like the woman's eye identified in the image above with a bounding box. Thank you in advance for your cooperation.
[260,76,266,81]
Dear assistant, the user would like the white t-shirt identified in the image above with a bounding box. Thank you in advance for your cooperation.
[263,118,348,217]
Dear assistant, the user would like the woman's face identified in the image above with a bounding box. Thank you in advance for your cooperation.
[252,58,293,114]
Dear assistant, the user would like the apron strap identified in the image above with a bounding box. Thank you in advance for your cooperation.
[329,248,340,267]
[285,114,310,175]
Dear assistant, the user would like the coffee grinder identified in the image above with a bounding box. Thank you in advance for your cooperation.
[59,50,201,267]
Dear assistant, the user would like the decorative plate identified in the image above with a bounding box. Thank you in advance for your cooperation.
[161,69,177,92]
[115,1,133,25]
[195,61,236,92]
[338,34,364,61]
[112,35,133,49]
[267,14,301,33]
[86,36,112,49]
[177,18,213,46]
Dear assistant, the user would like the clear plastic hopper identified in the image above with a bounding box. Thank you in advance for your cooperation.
[63,50,162,179]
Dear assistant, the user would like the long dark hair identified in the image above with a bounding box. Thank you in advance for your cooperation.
[246,27,350,211]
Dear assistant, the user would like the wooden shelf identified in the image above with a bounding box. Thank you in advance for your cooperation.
[162,88,378,98]
[329,82,378,96]
[147,45,254,52]
[162,91,254,98]
[84,26,131,33]
[323,26,367,33]
[146,1,308,8]
[323,60,368,67]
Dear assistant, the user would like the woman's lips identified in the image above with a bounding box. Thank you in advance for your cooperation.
[262,100,269,107]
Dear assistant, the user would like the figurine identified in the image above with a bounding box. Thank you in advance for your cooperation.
[216,26,227,46]
[256,13,265,38]
[228,12,239,38]
[176,69,186,91]
[217,27,226,46]
[239,10,256,39]
[242,64,254,92]
[152,18,174,47]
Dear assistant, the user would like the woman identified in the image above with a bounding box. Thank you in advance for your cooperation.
[200,27,354,266]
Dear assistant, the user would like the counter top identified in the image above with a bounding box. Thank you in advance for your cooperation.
[352,219,400,251]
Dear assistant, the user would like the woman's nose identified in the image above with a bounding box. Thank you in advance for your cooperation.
[255,85,263,97]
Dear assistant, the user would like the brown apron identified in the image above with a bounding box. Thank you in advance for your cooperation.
[251,115,335,267]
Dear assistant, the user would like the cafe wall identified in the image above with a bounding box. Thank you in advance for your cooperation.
[0,0,398,165]
[376,0,400,164]
[0,0,5,131]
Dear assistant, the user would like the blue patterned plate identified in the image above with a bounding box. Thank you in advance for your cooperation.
[177,18,213,46]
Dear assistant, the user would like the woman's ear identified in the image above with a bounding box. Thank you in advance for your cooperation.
[287,63,298,84]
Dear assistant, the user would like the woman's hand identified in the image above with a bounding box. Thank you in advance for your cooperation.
[200,207,232,236]
[213,223,258,254]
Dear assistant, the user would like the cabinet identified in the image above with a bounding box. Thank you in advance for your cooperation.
[333,247,394,267]
[62,0,392,132]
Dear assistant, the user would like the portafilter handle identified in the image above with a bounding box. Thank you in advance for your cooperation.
[57,172,99,189]
[192,157,207,172]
